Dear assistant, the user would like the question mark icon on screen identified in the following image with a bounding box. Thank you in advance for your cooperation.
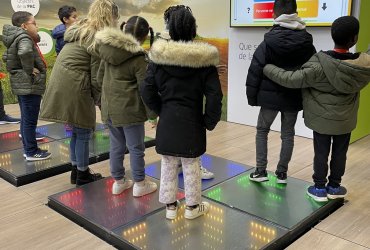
[247,7,250,13]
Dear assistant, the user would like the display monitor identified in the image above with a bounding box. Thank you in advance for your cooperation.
[231,0,353,27]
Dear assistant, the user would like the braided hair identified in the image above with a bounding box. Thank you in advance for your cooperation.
[120,16,154,46]
[167,6,197,42]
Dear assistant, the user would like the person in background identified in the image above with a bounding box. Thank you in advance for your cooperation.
[96,16,158,196]
[52,5,78,55]
[0,60,20,125]
[40,0,120,186]
[141,6,222,220]
[2,11,51,160]
[263,16,370,202]
[246,0,316,184]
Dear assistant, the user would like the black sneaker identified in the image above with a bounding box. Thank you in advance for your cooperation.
[26,151,52,161]
[70,166,77,185]
[249,170,268,182]
[76,168,103,186]
[23,148,48,158]
[0,114,20,124]
[275,171,287,184]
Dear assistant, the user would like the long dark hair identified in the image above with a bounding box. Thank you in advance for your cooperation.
[120,16,154,46]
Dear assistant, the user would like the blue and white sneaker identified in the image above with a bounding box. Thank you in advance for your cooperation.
[23,148,48,158]
[307,186,328,202]
[327,185,347,199]
[0,115,20,124]
[26,151,52,161]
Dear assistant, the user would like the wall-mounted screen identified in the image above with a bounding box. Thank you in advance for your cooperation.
[231,0,353,27]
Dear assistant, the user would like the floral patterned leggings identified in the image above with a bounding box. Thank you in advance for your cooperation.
[159,155,201,206]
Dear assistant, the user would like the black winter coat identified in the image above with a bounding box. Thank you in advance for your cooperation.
[246,25,316,111]
[141,39,223,158]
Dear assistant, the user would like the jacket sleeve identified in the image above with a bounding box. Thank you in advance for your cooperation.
[96,60,105,92]
[246,42,266,106]
[140,62,161,115]
[90,54,101,105]
[18,37,34,75]
[263,62,318,89]
[135,57,157,120]
[204,66,223,131]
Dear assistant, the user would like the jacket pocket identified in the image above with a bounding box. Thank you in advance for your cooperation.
[10,70,32,86]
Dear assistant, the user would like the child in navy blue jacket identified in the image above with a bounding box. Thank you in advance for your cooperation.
[52,6,78,55]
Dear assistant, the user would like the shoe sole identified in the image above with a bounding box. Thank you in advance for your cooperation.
[249,176,268,182]
[166,210,178,220]
[133,187,157,197]
[327,194,346,199]
[0,121,20,124]
[306,190,328,202]
[201,175,215,180]
[185,211,208,220]
[26,154,52,161]
[277,179,287,184]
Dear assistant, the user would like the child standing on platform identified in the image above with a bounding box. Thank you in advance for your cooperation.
[263,16,370,202]
[141,6,223,220]
[95,16,158,196]
[52,5,78,55]
[246,0,316,184]
[40,0,120,186]
[2,11,51,161]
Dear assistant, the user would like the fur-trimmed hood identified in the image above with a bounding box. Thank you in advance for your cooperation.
[95,27,145,65]
[149,39,219,68]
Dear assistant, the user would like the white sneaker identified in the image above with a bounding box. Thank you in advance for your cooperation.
[201,166,214,179]
[166,201,180,220]
[133,179,158,197]
[112,178,133,195]
[184,201,210,219]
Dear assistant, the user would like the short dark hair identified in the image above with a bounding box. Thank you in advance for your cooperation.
[58,5,76,24]
[331,16,360,47]
[273,0,297,17]
[120,16,154,46]
[168,6,197,42]
[12,11,33,27]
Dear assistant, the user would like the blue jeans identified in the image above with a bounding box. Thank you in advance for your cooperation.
[256,107,298,173]
[18,95,42,156]
[70,126,92,171]
[108,123,145,182]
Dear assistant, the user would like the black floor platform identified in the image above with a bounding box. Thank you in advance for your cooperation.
[48,155,343,249]
[0,123,155,186]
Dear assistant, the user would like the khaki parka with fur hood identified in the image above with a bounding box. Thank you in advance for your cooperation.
[141,39,223,158]
[95,28,155,127]
[40,25,101,129]
[2,25,46,96]
[264,51,370,135]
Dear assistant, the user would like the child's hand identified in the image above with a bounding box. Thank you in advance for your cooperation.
[32,68,40,75]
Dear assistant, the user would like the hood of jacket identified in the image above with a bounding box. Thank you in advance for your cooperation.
[95,27,145,65]
[317,51,370,94]
[149,39,219,77]
[264,25,313,59]
[2,25,30,48]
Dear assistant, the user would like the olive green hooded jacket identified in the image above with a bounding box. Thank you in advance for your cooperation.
[264,51,370,135]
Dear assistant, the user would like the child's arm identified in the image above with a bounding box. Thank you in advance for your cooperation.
[246,43,266,106]
[18,37,34,75]
[140,62,161,115]
[263,63,318,89]
[204,66,223,131]
[90,55,101,105]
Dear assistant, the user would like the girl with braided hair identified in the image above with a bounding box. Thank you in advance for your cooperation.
[141,6,223,220]
[95,16,158,196]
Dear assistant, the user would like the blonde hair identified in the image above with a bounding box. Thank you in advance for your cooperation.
[69,0,119,51]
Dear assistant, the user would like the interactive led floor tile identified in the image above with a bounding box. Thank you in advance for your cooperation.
[0,130,53,153]
[145,154,251,191]
[112,198,288,250]
[48,176,184,232]
[203,170,343,230]
[0,141,71,186]
[36,123,106,140]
